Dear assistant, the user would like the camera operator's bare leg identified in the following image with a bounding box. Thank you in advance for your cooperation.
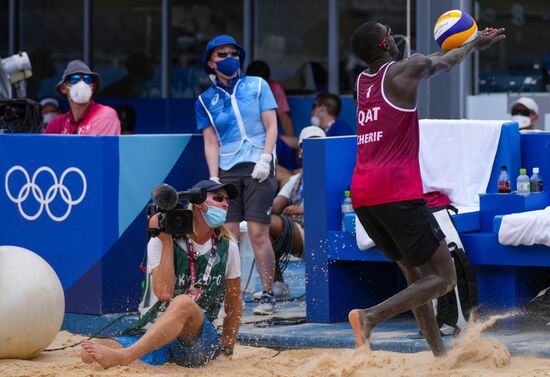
[349,241,455,357]
[81,295,203,369]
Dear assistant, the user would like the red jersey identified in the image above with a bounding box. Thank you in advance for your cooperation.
[44,101,121,135]
[351,61,423,208]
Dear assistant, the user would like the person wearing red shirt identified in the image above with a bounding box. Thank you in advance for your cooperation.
[348,21,505,357]
[44,60,120,135]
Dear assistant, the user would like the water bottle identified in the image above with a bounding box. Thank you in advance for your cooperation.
[497,165,511,193]
[341,190,354,232]
[530,167,543,193]
[516,168,530,195]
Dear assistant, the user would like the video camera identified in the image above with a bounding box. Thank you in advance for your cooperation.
[146,183,207,238]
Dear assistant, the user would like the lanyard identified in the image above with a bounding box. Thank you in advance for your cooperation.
[186,234,218,291]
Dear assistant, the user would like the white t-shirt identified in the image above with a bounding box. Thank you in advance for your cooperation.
[278,173,302,204]
[138,235,241,322]
[147,236,241,279]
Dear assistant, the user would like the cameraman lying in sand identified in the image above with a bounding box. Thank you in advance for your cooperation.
[81,179,242,368]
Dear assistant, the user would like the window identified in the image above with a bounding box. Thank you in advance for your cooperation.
[254,0,329,94]
[339,0,415,94]
[19,0,83,100]
[171,0,243,99]
[92,0,162,99]
[478,0,550,93]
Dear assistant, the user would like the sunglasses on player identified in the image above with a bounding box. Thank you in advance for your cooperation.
[208,193,229,203]
[66,74,94,85]
[377,25,393,47]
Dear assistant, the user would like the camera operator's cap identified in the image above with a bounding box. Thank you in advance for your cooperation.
[512,97,539,115]
[299,126,326,146]
[191,180,238,200]
[202,34,246,74]
[56,59,102,95]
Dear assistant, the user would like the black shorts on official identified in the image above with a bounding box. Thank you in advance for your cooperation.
[219,162,277,224]
[355,199,446,267]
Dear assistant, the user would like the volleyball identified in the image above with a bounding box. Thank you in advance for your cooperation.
[0,246,64,359]
[434,10,478,50]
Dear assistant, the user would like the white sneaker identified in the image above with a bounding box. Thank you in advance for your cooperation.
[253,282,290,301]
[253,293,276,315]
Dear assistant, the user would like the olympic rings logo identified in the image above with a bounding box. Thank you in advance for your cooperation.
[5,165,87,222]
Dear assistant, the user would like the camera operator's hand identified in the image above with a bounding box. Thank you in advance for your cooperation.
[148,213,172,242]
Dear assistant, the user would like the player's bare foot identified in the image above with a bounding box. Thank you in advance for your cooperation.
[348,309,375,348]
[81,340,132,369]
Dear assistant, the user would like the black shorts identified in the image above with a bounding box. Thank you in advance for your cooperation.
[355,199,446,267]
[219,162,277,224]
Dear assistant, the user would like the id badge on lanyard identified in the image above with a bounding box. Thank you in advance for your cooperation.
[186,236,217,303]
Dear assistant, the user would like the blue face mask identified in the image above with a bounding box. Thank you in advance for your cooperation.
[215,57,240,77]
[202,205,227,228]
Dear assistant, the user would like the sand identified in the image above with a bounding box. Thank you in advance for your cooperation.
[2,317,550,377]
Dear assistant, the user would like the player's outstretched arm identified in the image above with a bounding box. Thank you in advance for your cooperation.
[397,27,506,81]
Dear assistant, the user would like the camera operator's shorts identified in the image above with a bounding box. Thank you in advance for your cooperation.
[355,199,446,267]
[220,162,277,224]
[112,314,220,367]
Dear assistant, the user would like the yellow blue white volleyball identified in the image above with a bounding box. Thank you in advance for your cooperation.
[434,10,477,50]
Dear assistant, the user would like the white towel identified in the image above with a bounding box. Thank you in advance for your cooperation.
[355,214,375,250]
[498,206,550,246]
[419,119,502,209]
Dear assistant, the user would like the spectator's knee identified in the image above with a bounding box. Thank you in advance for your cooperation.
[169,294,195,314]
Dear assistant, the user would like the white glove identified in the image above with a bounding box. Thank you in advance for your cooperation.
[251,153,272,182]
[209,176,221,184]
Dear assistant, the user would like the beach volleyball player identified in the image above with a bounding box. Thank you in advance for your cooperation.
[348,20,505,356]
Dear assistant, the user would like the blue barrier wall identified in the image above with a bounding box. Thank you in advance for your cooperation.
[97,95,357,136]
[0,134,208,314]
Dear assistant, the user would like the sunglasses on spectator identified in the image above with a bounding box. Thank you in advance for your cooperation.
[215,50,240,59]
[209,193,229,203]
[377,25,393,47]
[511,107,531,117]
[66,74,94,85]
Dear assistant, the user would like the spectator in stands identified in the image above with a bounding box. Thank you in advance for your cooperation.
[113,104,137,134]
[348,21,504,357]
[195,35,279,315]
[246,60,295,137]
[246,60,300,184]
[99,53,155,99]
[81,180,242,368]
[39,97,61,126]
[511,97,539,131]
[252,126,326,301]
[44,60,120,135]
[311,93,354,136]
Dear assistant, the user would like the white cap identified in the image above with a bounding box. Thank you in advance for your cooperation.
[39,97,60,109]
[533,167,539,174]
[511,97,539,115]
[299,126,326,145]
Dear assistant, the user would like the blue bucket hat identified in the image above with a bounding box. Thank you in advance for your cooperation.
[202,34,246,75]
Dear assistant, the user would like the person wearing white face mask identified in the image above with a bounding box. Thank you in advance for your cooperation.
[196,35,279,315]
[44,60,120,135]
[310,92,354,137]
[510,97,539,131]
[39,97,61,126]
